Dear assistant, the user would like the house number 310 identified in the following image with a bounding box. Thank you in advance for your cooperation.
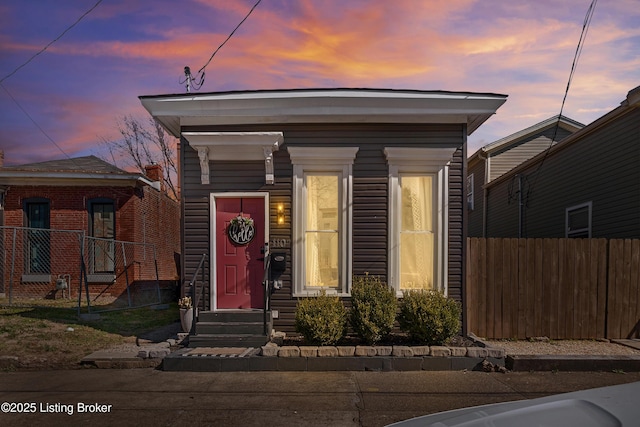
[270,238,290,248]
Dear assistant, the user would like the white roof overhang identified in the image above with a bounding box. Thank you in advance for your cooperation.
[140,89,507,137]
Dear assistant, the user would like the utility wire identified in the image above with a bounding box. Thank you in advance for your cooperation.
[520,0,597,236]
[0,0,104,84]
[0,0,103,165]
[191,0,263,87]
[1,82,75,162]
[530,0,598,183]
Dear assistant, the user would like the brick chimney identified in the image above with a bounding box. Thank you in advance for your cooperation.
[144,163,165,191]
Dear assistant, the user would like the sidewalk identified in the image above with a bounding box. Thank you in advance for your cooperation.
[79,323,640,372]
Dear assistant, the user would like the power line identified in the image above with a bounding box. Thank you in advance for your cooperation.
[1,82,75,162]
[0,0,104,165]
[530,0,598,181]
[185,0,263,90]
[0,0,104,84]
[520,0,598,236]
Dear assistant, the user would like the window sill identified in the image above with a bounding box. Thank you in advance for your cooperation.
[293,290,351,298]
[86,274,115,284]
[21,274,52,283]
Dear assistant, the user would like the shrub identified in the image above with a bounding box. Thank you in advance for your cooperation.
[294,290,347,345]
[398,290,461,345]
[350,274,398,344]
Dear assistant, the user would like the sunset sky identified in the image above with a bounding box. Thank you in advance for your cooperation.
[1,0,638,167]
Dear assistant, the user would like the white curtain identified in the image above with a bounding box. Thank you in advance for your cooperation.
[305,174,339,288]
[400,176,433,290]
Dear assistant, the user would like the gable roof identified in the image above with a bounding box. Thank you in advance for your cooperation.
[469,115,585,165]
[481,115,584,154]
[140,88,508,137]
[486,85,640,189]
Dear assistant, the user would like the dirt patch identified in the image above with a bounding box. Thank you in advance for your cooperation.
[0,302,180,371]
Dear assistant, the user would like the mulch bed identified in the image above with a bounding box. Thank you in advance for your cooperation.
[282,333,478,347]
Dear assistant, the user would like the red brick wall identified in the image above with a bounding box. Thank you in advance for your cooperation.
[2,184,180,299]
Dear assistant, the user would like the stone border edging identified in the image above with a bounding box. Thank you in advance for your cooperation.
[260,343,505,359]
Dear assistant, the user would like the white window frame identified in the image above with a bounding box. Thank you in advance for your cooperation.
[385,147,456,296]
[289,146,358,296]
[566,201,592,238]
[467,173,475,211]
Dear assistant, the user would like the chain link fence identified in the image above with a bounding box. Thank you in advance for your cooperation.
[0,226,165,313]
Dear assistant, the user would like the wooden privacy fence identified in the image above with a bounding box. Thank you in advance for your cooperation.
[466,238,640,340]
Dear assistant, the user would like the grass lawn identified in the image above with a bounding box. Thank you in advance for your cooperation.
[0,298,179,370]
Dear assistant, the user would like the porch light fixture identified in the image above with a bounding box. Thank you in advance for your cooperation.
[277,204,285,225]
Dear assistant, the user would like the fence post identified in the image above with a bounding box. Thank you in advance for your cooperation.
[8,227,16,305]
[121,242,132,308]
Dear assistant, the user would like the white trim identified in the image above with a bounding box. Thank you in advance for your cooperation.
[141,89,507,137]
[210,192,270,311]
[566,201,592,238]
[385,147,455,295]
[289,147,358,297]
[288,146,360,165]
[184,132,283,185]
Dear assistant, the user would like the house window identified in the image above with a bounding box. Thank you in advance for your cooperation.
[467,173,474,211]
[400,175,434,290]
[88,200,115,273]
[24,199,50,276]
[305,174,340,289]
[385,147,456,295]
[289,146,358,296]
[566,202,591,238]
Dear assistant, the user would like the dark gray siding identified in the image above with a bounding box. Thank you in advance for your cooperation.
[181,123,467,331]
[485,175,520,237]
[485,107,640,238]
[467,157,486,237]
[449,143,467,303]
[489,127,574,181]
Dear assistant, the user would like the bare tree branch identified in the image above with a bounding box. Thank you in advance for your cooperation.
[98,115,179,200]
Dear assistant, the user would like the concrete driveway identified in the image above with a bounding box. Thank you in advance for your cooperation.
[1,369,639,426]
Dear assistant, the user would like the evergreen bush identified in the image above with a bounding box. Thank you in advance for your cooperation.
[350,274,398,344]
[294,290,347,345]
[398,290,461,345]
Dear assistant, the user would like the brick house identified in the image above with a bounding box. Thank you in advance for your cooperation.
[0,154,180,299]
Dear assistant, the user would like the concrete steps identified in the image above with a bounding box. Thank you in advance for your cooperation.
[188,310,272,348]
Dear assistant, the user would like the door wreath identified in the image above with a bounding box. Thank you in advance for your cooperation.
[228,214,255,245]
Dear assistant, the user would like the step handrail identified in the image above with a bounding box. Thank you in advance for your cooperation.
[262,254,271,336]
[189,253,207,335]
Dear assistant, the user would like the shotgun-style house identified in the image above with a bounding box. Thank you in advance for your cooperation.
[467,115,584,237]
[0,154,180,301]
[140,88,507,345]
[478,85,640,238]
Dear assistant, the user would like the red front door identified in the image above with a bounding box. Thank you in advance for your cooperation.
[215,197,265,309]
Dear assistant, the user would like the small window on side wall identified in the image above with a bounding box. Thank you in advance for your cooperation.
[566,202,592,238]
[467,173,474,211]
